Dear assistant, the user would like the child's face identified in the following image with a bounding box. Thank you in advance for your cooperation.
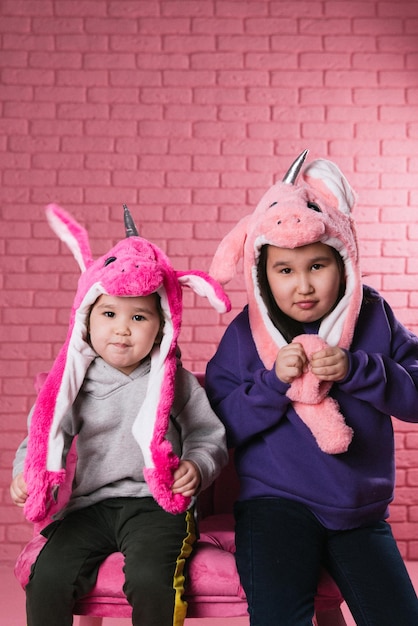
[265,242,344,324]
[89,293,162,375]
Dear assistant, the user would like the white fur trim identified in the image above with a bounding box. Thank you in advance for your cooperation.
[46,206,88,272]
[131,287,174,468]
[46,284,102,470]
[252,234,357,350]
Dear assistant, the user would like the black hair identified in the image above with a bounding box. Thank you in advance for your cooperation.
[256,244,346,343]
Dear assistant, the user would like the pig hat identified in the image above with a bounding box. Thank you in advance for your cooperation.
[24,204,231,522]
[210,151,363,454]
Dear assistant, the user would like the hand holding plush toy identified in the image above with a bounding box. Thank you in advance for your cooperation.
[210,150,362,455]
[285,335,353,454]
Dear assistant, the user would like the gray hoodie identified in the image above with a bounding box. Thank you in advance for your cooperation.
[13,357,228,517]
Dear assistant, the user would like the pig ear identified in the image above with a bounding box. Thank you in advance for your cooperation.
[302,159,356,216]
[45,204,93,272]
[209,215,250,285]
[177,271,231,314]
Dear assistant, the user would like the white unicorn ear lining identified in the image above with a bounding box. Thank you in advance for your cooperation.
[177,272,230,314]
[281,149,355,212]
[281,148,356,216]
[46,204,93,273]
[302,159,356,216]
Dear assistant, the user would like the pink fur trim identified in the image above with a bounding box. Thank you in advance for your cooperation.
[286,335,353,454]
[24,345,70,522]
[23,469,66,523]
[291,398,353,455]
[143,469,190,515]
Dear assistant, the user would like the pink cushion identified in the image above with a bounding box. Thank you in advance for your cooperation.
[14,513,248,619]
[199,513,237,553]
[14,510,342,617]
[18,371,341,618]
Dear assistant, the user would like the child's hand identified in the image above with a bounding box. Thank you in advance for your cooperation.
[310,346,348,382]
[275,342,308,383]
[172,460,201,498]
[10,473,28,507]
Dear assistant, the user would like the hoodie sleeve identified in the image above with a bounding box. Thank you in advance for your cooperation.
[170,368,229,492]
[205,309,292,449]
[13,436,28,478]
[339,292,418,423]
[12,405,76,478]
[12,403,36,478]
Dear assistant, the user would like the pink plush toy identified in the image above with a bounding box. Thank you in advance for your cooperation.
[286,334,353,454]
[23,204,231,523]
[210,150,362,455]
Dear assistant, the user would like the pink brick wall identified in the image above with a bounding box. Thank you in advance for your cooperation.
[1,0,418,563]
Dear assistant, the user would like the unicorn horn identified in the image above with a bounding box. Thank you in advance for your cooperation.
[123,204,139,237]
[282,149,309,185]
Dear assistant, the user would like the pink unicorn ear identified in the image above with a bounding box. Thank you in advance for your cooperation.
[45,204,94,272]
[209,215,251,285]
[302,159,356,216]
[177,271,231,313]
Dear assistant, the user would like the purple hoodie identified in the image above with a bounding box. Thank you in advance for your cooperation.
[206,286,418,531]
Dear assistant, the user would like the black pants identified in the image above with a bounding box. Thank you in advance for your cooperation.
[26,497,196,626]
[235,497,418,626]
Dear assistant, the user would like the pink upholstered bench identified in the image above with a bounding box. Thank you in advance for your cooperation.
[14,373,343,624]
[15,447,246,622]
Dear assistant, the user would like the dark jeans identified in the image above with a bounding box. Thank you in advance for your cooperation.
[26,497,196,626]
[234,497,418,626]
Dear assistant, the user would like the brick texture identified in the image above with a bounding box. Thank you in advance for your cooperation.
[2,0,418,562]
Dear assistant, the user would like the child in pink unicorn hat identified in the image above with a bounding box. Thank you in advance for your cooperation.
[206,150,418,625]
[10,204,229,626]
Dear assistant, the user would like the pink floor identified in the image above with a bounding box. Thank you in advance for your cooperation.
[3,561,418,625]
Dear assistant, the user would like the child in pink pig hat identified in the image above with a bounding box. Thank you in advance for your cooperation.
[206,150,418,626]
